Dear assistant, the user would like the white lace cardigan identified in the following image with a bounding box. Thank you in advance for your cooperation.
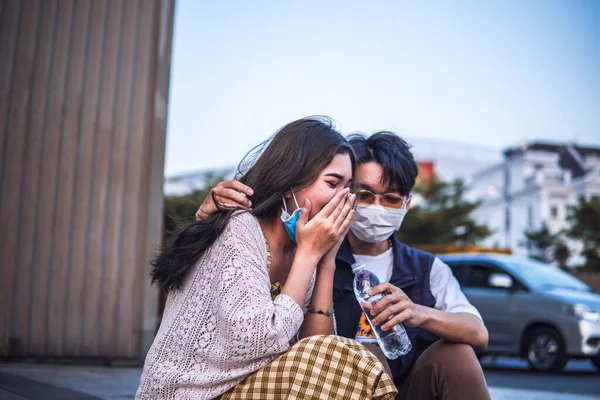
[136,212,314,399]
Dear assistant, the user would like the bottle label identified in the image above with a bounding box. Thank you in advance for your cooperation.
[356,312,377,341]
[355,292,385,341]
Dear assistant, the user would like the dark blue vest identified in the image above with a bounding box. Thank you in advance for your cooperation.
[333,235,440,385]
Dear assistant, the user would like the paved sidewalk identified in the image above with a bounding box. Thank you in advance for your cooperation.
[0,364,139,400]
[489,387,600,400]
[1,363,599,400]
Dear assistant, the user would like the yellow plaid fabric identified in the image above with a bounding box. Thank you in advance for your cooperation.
[221,335,398,400]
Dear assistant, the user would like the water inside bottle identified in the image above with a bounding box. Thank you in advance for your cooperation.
[353,264,412,359]
[356,292,412,359]
[377,326,412,359]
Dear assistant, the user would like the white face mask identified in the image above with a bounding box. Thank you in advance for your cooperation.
[350,204,408,243]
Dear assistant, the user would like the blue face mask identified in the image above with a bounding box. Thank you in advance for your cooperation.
[280,191,301,243]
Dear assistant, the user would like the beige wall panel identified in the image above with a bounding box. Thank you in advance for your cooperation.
[63,0,107,357]
[0,0,23,342]
[47,0,91,356]
[2,0,42,351]
[117,0,153,358]
[139,0,174,357]
[124,0,160,359]
[99,0,138,358]
[0,0,175,359]
[17,0,58,356]
[33,0,74,356]
[82,0,123,357]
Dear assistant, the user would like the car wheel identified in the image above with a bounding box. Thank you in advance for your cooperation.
[591,354,600,372]
[524,327,567,373]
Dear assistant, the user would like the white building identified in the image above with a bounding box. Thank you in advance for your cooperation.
[468,142,600,266]
[164,137,501,198]
[408,136,502,183]
[164,167,235,196]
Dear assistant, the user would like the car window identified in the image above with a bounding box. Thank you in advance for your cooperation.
[503,258,589,292]
[463,263,515,290]
[441,258,532,291]
[446,262,468,286]
[464,264,495,288]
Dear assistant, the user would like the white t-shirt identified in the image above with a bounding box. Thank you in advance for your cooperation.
[352,249,482,342]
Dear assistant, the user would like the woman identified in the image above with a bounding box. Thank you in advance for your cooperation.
[136,117,397,399]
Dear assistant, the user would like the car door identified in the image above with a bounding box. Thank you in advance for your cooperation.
[460,262,519,348]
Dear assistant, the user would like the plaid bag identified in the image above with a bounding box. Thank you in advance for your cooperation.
[221,335,398,399]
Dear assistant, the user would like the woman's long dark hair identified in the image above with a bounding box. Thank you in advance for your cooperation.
[151,116,356,291]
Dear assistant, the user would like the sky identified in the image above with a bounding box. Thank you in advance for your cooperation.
[164,0,600,177]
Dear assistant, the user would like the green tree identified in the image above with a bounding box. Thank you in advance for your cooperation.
[553,241,571,271]
[397,177,491,246]
[522,223,570,268]
[566,197,600,270]
[162,176,225,244]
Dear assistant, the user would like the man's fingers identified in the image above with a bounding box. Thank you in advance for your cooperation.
[381,309,412,331]
[360,301,374,313]
[195,209,206,221]
[218,180,254,197]
[369,282,402,297]
[370,292,403,315]
[372,301,408,325]
[195,180,253,221]
[213,187,252,209]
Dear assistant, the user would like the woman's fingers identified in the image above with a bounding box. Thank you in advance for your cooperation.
[315,188,350,221]
[333,193,355,232]
[297,189,354,257]
[298,198,311,227]
[336,207,355,240]
[326,191,350,224]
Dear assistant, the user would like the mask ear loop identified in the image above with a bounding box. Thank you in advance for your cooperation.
[282,189,301,214]
[403,194,412,210]
[291,190,300,210]
[281,197,289,214]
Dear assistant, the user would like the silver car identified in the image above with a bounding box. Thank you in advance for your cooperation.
[439,253,600,373]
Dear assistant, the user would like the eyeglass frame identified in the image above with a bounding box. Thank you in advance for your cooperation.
[354,189,412,210]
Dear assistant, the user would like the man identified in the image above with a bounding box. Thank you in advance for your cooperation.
[197,132,490,400]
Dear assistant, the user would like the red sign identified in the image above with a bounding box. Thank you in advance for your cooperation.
[417,161,435,183]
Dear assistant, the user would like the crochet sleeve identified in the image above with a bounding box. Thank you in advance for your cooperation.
[211,213,305,361]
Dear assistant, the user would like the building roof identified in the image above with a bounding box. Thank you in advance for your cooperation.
[503,141,600,179]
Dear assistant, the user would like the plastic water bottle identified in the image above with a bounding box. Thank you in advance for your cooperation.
[352,260,412,359]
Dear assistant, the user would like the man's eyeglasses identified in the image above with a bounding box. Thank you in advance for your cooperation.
[355,190,410,209]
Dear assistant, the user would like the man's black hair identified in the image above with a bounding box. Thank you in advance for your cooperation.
[346,131,418,197]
